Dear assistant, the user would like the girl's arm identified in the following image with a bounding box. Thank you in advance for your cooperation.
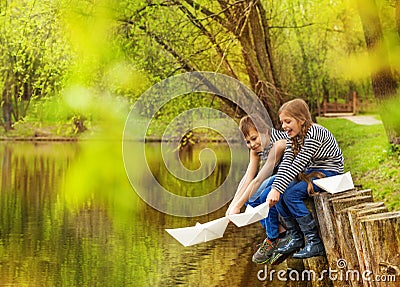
[272,129,323,194]
[227,139,286,215]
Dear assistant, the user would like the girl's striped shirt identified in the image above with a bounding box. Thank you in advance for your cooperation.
[272,124,344,194]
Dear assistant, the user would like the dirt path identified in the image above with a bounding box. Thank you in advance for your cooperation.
[339,115,382,125]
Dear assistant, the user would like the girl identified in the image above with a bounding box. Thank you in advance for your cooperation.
[267,98,344,259]
[226,114,288,264]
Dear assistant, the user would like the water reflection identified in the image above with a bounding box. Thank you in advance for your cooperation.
[0,141,285,287]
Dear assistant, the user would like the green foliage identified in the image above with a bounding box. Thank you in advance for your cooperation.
[116,0,248,83]
[379,95,400,136]
[1,95,90,137]
[117,0,380,110]
[268,0,372,105]
[144,93,224,138]
[2,0,400,144]
[318,116,400,210]
[0,0,70,128]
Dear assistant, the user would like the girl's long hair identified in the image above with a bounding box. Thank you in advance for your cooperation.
[278,99,325,195]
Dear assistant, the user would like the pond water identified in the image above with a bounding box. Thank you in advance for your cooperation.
[0,141,288,287]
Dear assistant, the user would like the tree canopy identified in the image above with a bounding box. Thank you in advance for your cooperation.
[1,0,400,142]
[0,0,70,131]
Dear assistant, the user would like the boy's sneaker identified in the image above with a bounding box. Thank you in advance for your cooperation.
[269,233,294,265]
[268,250,292,265]
[252,238,279,264]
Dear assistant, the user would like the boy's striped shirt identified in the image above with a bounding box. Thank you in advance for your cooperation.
[257,128,288,160]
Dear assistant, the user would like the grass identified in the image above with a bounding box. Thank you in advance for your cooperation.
[318,116,400,211]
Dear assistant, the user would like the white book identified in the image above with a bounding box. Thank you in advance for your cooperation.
[313,171,355,194]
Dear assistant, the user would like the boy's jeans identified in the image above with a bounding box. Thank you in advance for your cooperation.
[246,175,280,240]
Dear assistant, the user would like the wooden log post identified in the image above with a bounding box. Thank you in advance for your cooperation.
[313,189,374,287]
[329,189,373,206]
[312,192,347,287]
[313,190,373,258]
[313,192,342,268]
[303,256,333,287]
[283,188,399,287]
[302,197,334,287]
[347,202,388,287]
[330,194,373,287]
[358,212,400,287]
[335,202,388,287]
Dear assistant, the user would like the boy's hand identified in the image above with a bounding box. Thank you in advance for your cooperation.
[226,204,241,216]
[267,188,281,207]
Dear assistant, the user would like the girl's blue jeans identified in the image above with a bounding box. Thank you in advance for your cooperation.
[275,169,339,218]
[246,169,339,239]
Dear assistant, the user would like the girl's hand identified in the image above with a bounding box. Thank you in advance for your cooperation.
[267,188,281,207]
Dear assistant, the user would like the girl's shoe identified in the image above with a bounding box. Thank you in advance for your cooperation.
[292,214,325,259]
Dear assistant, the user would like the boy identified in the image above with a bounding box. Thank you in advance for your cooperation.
[226,114,288,264]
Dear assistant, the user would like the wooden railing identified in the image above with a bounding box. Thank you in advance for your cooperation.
[320,92,357,115]
[320,92,378,116]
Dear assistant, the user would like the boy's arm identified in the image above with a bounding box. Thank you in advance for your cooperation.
[253,139,285,186]
[227,139,286,215]
[226,150,259,215]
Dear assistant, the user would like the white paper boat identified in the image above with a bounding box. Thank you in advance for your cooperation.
[228,201,270,227]
[165,217,230,247]
[313,171,354,194]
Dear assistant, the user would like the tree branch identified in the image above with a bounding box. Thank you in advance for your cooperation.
[176,1,239,78]
[269,23,315,29]
[138,24,196,72]
[182,0,229,28]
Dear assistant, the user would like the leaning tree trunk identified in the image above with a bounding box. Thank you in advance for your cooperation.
[232,0,284,128]
[357,0,400,144]
[129,0,286,127]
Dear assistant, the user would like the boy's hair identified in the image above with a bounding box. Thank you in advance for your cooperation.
[239,114,270,137]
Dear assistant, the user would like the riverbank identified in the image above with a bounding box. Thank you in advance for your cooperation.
[0,120,241,143]
[0,121,80,141]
